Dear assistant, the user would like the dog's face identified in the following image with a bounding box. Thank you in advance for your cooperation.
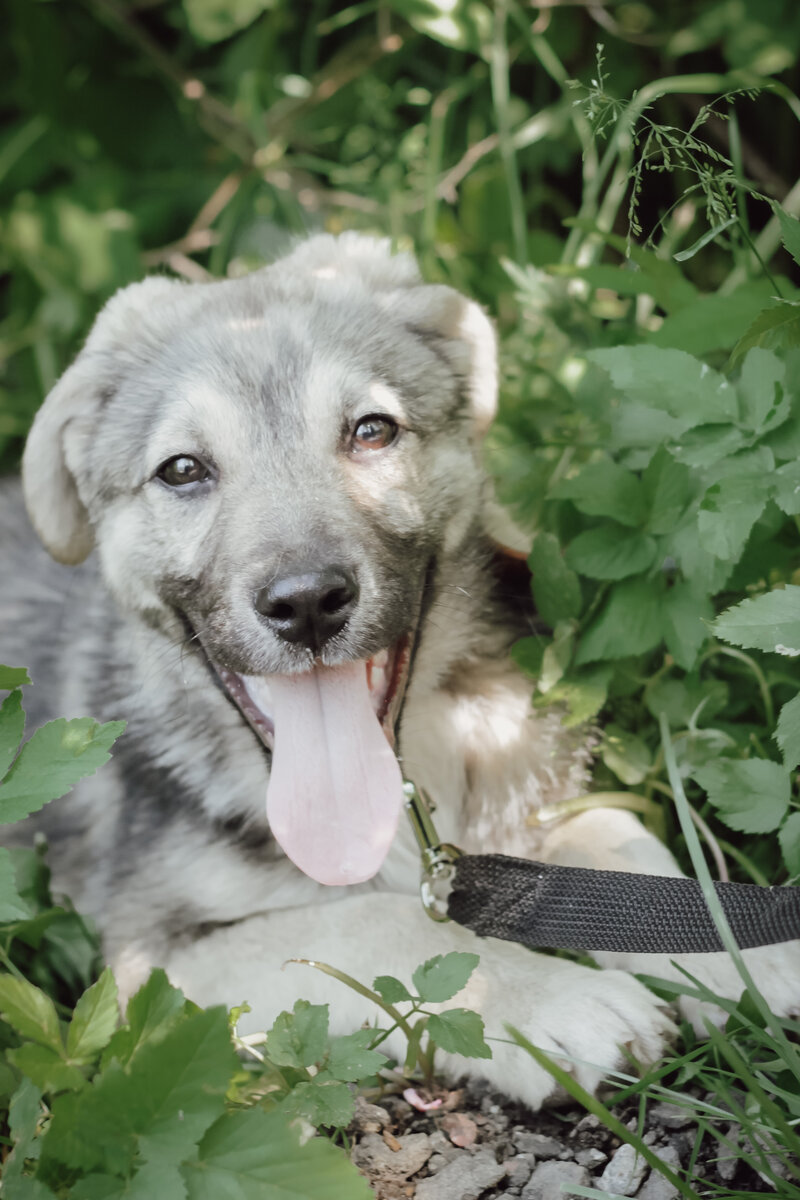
[22,234,497,886]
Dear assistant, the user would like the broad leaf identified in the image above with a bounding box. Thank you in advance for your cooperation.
[372,974,413,1004]
[7,1044,87,1094]
[0,975,63,1051]
[642,450,693,534]
[713,585,800,654]
[0,717,126,825]
[730,302,800,370]
[0,666,31,690]
[3,1079,47,1195]
[779,812,800,877]
[530,532,581,626]
[265,1000,328,1069]
[775,694,800,772]
[736,348,787,432]
[0,846,32,921]
[662,582,713,670]
[776,204,800,269]
[103,969,187,1067]
[326,1029,387,1082]
[575,577,664,665]
[280,1079,354,1128]
[693,759,790,833]
[412,952,479,1003]
[772,461,800,516]
[0,688,25,778]
[697,477,769,563]
[551,461,646,527]
[588,345,736,423]
[182,1107,373,1199]
[67,968,119,1063]
[426,1009,491,1059]
[565,525,657,581]
[600,723,652,785]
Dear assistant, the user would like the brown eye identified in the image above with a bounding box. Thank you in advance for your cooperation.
[351,415,398,452]
[156,455,212,488]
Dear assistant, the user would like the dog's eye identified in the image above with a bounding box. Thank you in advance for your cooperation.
[156,455,212,488]
[351,416,398,452]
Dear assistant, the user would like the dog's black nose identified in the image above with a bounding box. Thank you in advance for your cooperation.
[255,567,359,649]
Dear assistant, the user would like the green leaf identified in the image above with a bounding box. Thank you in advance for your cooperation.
[642,450,693,535]
[600,723,652,785]
[372,974,412,1004]
[426,1009,491,1059]
[412,952,479,1003]
[0,688,25,778]
[736,348,787,432]
[67,968,119,1063]
[103,969,187,1067]
[0,975,63,1051]
[778,812,800,877]
[730,301,800,370]
[673,215,738,261]
[0,846,33,921]
[551,461,646,527]
[510,636,545,680]
[538,621,575,694]
[575,577,664,665]
[588,345,736,424]
[539,664,613,727]
[772,460,800,516]
[693,759,790,833]
[775,204,800,269]
[326,1030,387,1082]
[0,717,126,825]
[265,1000,329,1069]
[0,666,31,690]
[183,0,275,43]
[565,525,657,581]
[4,1079,47,1195]
[775,694,800,771]
[7,1043,87,1094]
[662,582,713,671]
[697,477,769,563]
[280,1079,354,1129]
[529,532,581,626]
[713,585,800,654]
[182,1107,373,1199]
[652,279,778,357]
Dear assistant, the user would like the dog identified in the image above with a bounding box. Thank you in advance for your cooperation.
[2,234,798,1109]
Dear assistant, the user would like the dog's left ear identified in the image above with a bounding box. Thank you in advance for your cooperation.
[383,284,498,437]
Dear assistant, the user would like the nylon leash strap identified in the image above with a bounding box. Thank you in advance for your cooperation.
[402,781,800,954]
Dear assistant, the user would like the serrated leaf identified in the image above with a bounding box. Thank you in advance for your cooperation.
[265,999,328,1069]
[713,585,800,654]
[0,666,31,690]
[0,846,32,921]
[0,717,126,825]
[575,577,664,665]
[776,204,800,269]
[773,461,800,516]
[551,461,646,527]
[412,952,479,1003]
[670,423,746,469]
[510,636,545,680]
[372,974,412,1004]
[693,759,790,833]
[731,303,800,370]
[0,688,25,779]
[779,812,800,877]
[326,1030,387,1082]
[600,723,652,785]
[182,1107,373,1199]
[67,968,119,1063]
[565,525,657,581]
[736,348,787,432]
[426,1009,491,1059]
[697,477,769,563]
[103,969,187,1068]
[588,345,736,423]
[652,279,778,356]
[4,1079,47,1195]
[529,532,582,626]
[775,694,800,771]
[642,450,693,535]
[662,582,713,671]
[540,664,613,727]
[7,1043,87,1094]
[280,1079,354,1128]
[0,975,62,1051]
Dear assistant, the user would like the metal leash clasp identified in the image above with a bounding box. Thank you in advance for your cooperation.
[402,778,461,923]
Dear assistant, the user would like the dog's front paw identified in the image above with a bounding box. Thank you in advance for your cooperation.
[433,949,676,1110]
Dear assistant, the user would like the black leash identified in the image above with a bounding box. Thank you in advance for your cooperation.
[402,781,800,955]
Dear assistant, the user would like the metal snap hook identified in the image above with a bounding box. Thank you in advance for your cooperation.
[402,778,461,923]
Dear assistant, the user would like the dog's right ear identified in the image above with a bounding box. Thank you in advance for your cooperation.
[22,277,183,565]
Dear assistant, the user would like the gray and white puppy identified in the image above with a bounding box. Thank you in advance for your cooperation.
[2,235,797,1108]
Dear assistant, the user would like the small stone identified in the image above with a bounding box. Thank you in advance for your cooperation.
[512,1132,564,1159]
[715,1123,739,1183]
[521,1160,590,1200]
[350,1096,391,1133]
[598,1144,648,1196]
[638,1145,682,1200]
[427,1154,449,1174]
[505,1154,535,1188]
[351,1132,433,1180]
[649,1103,694,1130]
[414,1149,506,1200]
[575,1147,608,1169]
[575,1114,600,1133]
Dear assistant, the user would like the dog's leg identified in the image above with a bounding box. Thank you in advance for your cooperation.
[537,808,800,1027]
[141,892,673,1110]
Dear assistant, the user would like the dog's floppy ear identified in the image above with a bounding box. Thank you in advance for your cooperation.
[387,283,498,437]
[22,276,183,565]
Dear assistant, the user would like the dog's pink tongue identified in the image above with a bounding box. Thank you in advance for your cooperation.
[266,661,404,886]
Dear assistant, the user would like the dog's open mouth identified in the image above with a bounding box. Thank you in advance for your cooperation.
[214,637,411,887]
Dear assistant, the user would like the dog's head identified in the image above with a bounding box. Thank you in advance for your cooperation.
[23,234,498,885]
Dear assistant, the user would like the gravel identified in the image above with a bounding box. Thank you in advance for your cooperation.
[348,1076,799,1197]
